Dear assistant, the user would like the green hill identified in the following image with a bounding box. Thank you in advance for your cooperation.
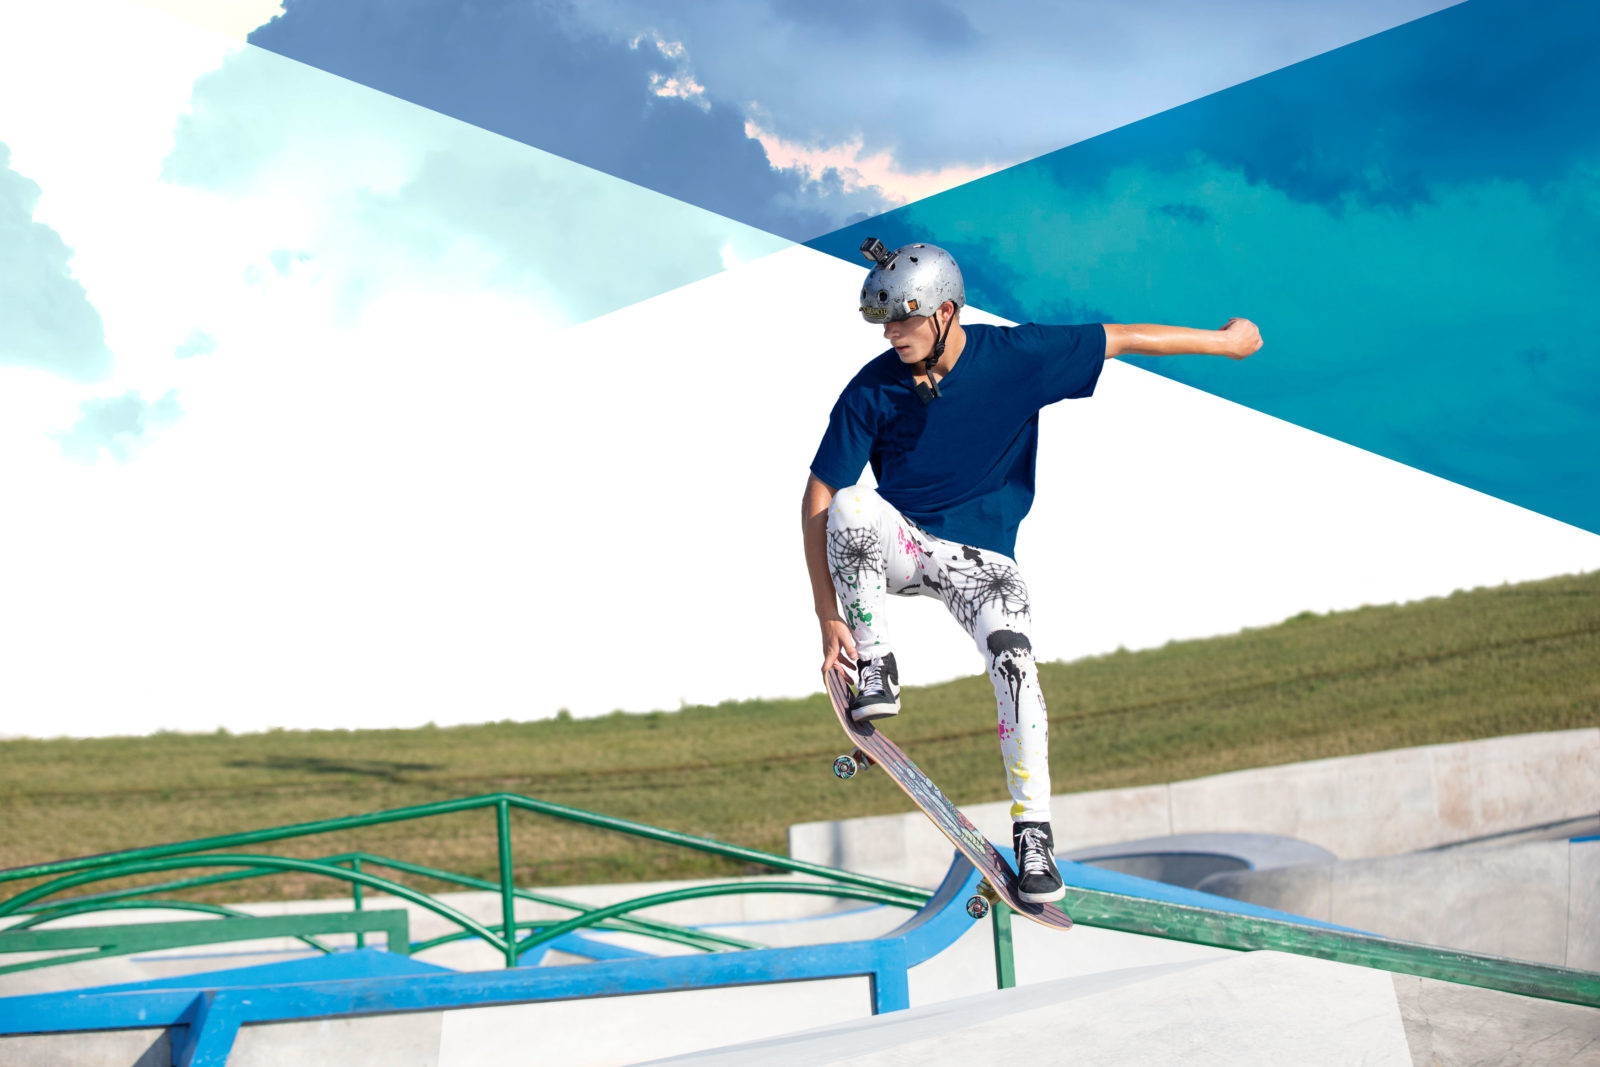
[3,570,1596,901]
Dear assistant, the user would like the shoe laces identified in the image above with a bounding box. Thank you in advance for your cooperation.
[1017,827,1052,877]
[858,657,884,694]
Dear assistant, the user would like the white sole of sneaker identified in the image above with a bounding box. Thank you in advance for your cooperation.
[1018,885,1066,904]
[850,704,900,723]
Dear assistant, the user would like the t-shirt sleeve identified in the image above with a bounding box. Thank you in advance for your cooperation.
[809,381,877,491]
[1021,322,1107,405]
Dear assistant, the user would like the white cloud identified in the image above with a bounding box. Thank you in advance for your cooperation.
[0,0,786,737]
[174,329,217,359]
[54,388,183,463]
[158,40,781,325]
[0,146,112,380]
[631,30,709,110]
[650,73,709,108]
[127,0,283,40]
[744,118,1005,207]
[0,0,782,447]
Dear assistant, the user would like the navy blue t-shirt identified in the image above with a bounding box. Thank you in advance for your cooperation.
[810,323,1106,559]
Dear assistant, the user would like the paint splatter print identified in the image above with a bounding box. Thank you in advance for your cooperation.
[824,484,1054,821]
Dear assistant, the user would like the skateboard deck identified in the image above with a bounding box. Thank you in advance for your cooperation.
[824,667,1073,930]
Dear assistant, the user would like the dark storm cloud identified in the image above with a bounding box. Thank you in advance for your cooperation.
[0,144,112,381]
[247,0,887,240]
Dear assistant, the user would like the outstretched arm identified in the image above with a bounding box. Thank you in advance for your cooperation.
[1104,318,1262,360]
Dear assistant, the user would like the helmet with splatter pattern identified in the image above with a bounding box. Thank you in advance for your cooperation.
[858,239,964,324]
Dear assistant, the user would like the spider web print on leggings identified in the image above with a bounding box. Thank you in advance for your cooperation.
[827,526,883,588]
[940,559,1031,632]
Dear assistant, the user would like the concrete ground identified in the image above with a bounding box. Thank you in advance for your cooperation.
[636,957,1600,1067]
[1393,976,1600,1067]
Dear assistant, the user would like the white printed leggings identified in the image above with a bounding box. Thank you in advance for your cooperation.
[826,485,1052,823]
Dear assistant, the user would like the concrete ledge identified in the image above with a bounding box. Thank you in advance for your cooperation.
[1198,838,1599,967]
[638,951,1412,1067]
[790,729,1600,885]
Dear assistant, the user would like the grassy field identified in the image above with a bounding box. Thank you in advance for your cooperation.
[2,570,1596,903]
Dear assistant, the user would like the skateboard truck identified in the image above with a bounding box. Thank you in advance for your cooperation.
[966,878,1001,919]
[831,748,875,780]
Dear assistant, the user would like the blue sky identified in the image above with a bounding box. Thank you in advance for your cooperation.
[245,0,1458,240]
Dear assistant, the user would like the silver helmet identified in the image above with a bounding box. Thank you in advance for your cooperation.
[858,239,964,325]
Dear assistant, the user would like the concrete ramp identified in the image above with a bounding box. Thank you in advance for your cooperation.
[1198,837,1600,968]
[641,951,1411,1067]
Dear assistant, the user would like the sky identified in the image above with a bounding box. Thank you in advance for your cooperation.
[4,0,1595,738]
[0,0,784,735]
[811,0,1600,535]
[230,0,1461,240]
[0,0,783,482]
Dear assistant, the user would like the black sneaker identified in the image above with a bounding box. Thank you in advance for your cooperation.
[1013,821,1065,903]
[849,652,900,722]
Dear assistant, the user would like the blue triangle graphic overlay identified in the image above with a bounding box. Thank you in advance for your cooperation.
[808,0,1600,536]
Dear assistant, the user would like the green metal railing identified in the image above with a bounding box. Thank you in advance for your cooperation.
[0,792,935,978]
[0,911,411,977]
[0,900,346,975]
[1062,886,1600,1008]
[4,790,1591,1010]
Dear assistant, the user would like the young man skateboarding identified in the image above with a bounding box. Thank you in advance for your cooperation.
[803,239,1261,903]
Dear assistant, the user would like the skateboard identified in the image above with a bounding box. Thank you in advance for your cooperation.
[824,667,1073,930]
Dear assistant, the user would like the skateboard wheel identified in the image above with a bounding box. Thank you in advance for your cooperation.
[832,755,858,780]
[965,895,990,920]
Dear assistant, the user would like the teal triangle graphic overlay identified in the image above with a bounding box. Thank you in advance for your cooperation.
[809,0,1600,536]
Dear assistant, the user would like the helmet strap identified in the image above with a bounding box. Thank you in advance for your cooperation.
[916,306,955,403]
